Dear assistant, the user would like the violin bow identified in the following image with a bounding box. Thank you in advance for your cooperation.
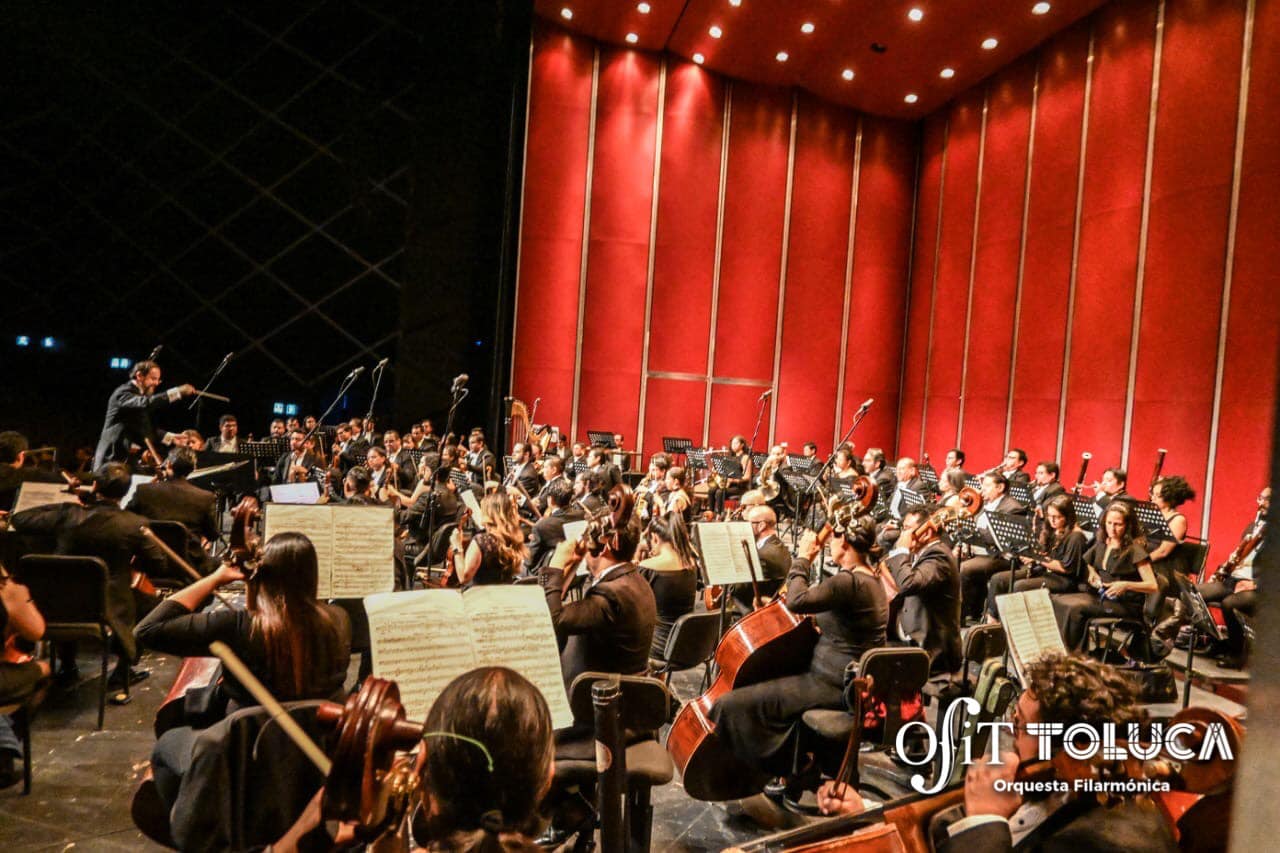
[139,526,236,608]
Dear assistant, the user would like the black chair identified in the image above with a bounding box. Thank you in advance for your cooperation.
[0,695,36,794]
[17,555,121,730]
[648,610,722,693]
[930,658,1018,789]
[146,520,199,590]
[554,673,677,853]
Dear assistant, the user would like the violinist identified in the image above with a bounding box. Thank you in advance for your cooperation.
[134,531,351,815]
[0,560,48,789]
[456,493,527,586]
[364,446,394,494]
[93,360,196,469]
[341,467,382,506]
[272,429,321,485]
[383,430,416,489]
[985,493,1087,618]
[125,447,219,572]
[884,504,963,674]
[0,430,63,512]
[707,516,886,791]
[524,480,581,574]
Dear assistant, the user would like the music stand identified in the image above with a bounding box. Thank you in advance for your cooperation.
[587,431,617,448]
[788,454,820,475]
[686,448,707,472]
[778,469,816,551]
[1009,483,1034,507]
[1072,496,1100,532]
[893,486,925,519]
[569,459,589,477]
[871,489,892,523]
[662,437,693,463]
[964,475,982,491]
[710,455,743,481]
[448,470,473,492]
[1132,500,1175,542]
[1172,575,1220,709]
[751,451,767,470]
[918,462,939,489]
[988,511,1037,597]
[404,448,429,468]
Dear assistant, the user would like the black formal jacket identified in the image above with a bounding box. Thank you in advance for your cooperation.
[885,539,962,674]
[1005,468,1031,487]
[93,380,179,468]
[271,450,323,485]
[11,499,167,660]
[206,436,241,454]
[1032,481,1067,508]
[541,561,657,691]
[733,533,791,610]
[125,477,219,564]
[467,448,498,484]
[0,464,64,513]
[524,505,585,574]
[387,449,417,490]
[506,460,541,498]
[933,796,1174,852]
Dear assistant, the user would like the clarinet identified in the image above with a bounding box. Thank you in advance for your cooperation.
[1072,452,1092,495]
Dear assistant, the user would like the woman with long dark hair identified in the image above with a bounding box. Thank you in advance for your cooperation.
[638,512,699,657]
[457,492,529,585]
[985,493,1088,617]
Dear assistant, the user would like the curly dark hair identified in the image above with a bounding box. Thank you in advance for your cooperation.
[1155,474,1196,508]
[1022,653,1145,740]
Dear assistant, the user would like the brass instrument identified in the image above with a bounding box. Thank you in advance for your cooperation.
[758,455,782,502]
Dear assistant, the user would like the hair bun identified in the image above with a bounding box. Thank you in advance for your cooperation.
[479,810,504,835]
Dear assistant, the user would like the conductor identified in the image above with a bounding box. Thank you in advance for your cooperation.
[93,360,195,469]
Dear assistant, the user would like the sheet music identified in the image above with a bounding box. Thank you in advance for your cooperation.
[11,482,82,514]
[363,587,572,728]
[268,482,321,504]
[460,488,487,527]
[562,520,587,542]
[463,585,573,728]
[265,504,338,598]
[122,475,153,509]
[696,521,761,587]
[264,504,395,599]
[995,588,1067,681]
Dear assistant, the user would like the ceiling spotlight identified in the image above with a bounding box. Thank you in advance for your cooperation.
[776,51,789,62]
[637,1,651,12]
[908,8,924,22]
[841,68,855,81]
[729,0,742,6]
[560,7,573,20]
[626,32,639,43]
[801,22,815,34]
[1032,1,1051,13]
[709,24,723,38]
[904,93,919,103]
[693,52,705,64]
[982,37,999,49]
[940,67,955,78]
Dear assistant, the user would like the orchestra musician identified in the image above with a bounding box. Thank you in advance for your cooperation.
[125,447,219,572]
[1093,467,1137,512]
[706,435,754,517]
[938,469,969,510]
[206,414,240,454]
[523,480,581,574]
[1031,460,1067,509]
[985,493,1087,618]
[824,446,860,489]
[707,516,887,791]
[341,467,381,506]
[731,505,790,612]
[455,493,528,586]
[382,430,417,490]
[663,466,693,523]
[363,446,394,495]
[887,456,930,522]
[638,512,698,658]
[1197,487,1268,669]
[997,447,1030,487]
[534,455,569,514]
[466,429,498,487]
[883,504,963,675]
[0,430,63,512]
[503,442,541,502]
[93,360,196,469]
[862,447,895,495]
[0,560,49,790]
[959,472,1029,624]
[586,445,622,493]
[943,447,968,479]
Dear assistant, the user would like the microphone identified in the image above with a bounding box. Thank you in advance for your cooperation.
[375,357,390,369]
[858,398,874,411]
[346,366,366,381]
[758,389,772,402]
[451,373,469,393]
[148,345,163,361]
[219,351,234,366]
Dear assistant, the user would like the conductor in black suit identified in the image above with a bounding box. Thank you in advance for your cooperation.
[93,360,195,469]
[125,447,218,572]
[11,463,166,687]
[884,504,962,675]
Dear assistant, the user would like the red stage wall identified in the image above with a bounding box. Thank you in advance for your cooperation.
[514,1,1276,563]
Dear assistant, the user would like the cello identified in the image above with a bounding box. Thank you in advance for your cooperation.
[667,479,878,802]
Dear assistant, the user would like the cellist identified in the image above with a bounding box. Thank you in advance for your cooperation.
[707,515,887,800]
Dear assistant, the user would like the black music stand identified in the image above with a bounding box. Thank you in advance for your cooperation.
[778,469,816,552]
[569,459,589,478]
[751,451,768,470]
[788,454,821,475]
[587,431,617,448]
[662,437,693,463]
[710,454,743,481]
[1072,495,1100,532]
[1009,483,1034,507]
[404,448,429,469]
[918,462,939,489]
[1132,500,1175,542]
[871,489,892,523]
[964,475,982,491]
[893,486,925,519]
[448,469,473,492]
[686,448,707,472]
[1172,576,1220,709]
[988,511,1037,598]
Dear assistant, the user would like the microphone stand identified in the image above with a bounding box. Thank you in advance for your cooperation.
[424,382,469,585]
[302,370,365,462]
[748,393,769,456]
[189,353,234,433]
[791,402,874,555]
[365,361,388,422]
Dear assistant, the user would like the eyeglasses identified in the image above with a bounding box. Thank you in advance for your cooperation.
[1003,703,1031,736]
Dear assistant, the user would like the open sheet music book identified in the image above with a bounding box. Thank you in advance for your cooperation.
[364,586,573,728]
[263,504,395,599]
[995,587,1067,682]
[11,482,82,514]
[459,488,488,526]
[695,521,762,587]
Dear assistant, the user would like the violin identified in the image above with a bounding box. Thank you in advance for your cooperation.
[227,495,262,569]
[439,507,473,588]
[559,485,636,600]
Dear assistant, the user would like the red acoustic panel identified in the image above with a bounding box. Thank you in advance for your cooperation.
[641,377,709,461]
[1210,0,1280,561]
[576,47,661,446]
[1059,0,1158,473]
[898,115,945,458]
[1126,0,1244,529]
[842,116,917,456]
[774,93,856,452]
[708,382,773,450]
[647,63,726,377]
[712,83,791,383]
[1008,21,1091,459]
[512,25,595,432]
[962,56,1036,466]
[923,89,984,457]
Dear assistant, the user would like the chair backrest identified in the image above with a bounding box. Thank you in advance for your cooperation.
[962,623,1007,669]
[855,647,931,743]
[1177,539,1210,581]
[16,554,109,624]
[568,672,678,733]
[145,520,195,580]
[937,658,1015,787]
[660,611,722,669]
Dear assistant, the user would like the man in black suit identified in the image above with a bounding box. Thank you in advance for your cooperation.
[943,447,968,480]
[465,429,497,486]
[0,431,64,512]
[11,462,165,687]
[382,430,416,491]
[534,455,570,514]
[587,445,623,493]
[523,480,583,574]
[503,442,541,505]
[272,429,322,486]
[862,447,896,496]
[541,515,656,692]
[125,447,218,572]
[1030,460,1067,510]
[206,414,241,454]
[997,448,1031,487]
[331,424,367,473]
[93,360,195,469]
[732,505,791,611]
[1093,467,1137,512]
[959,472,1030,623]
[890,457,931,518]
[884,504,962,675]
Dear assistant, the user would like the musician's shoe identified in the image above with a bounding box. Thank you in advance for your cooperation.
[106,666,150,688]
[0,753,20,789]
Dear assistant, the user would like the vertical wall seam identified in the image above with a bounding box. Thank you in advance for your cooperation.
[569,48,600,442]
[1006,58,1040,451]
[919,115,951,456]
[768,93,799,447]
[957,88,990,446]
[703,81,732,447]
[1057,22,1096,460]
[896,133,922,456]
[1201,0,1256,536]
[509,37,535,392]
[835,117,864,449]
[635,58,667,456]
[1120,0,1167,466]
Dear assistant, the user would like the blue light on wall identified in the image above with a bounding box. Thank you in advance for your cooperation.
[273,402,285,415]
[109,357,133,369]
[40,337,56,349]
[284,403,299,416]
[15,336,29,347]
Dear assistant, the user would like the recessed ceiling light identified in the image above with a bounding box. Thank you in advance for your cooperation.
[637,1,651,12]
[729,0,742,6]
[560,7,573,20]
[801,22,815,34]
[841,68,855,81]
[982,37,999,49]
[693,52,705,64]
[908,8,924,22]
[904,93,919,103]
[940,67,955,78]
[1032,2,1051,13]
[625,32,639,44]
[776,51,789,62]
[709,25,723,38]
